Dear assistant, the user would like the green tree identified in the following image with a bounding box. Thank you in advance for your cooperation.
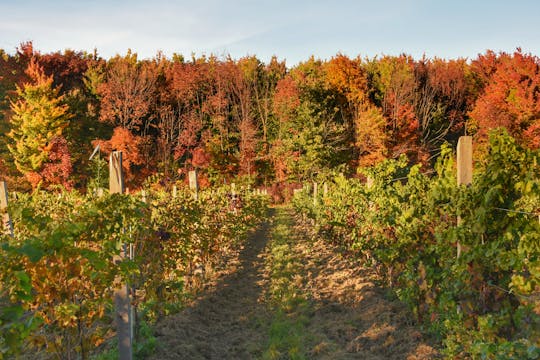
[279,57,352,181]
[7,58,72,188]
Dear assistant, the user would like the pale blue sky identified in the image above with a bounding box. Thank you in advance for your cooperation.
[1,0,538,65]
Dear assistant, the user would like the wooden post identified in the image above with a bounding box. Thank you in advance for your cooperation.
[457,136,472,258]
[110,152,124,194]
[457,136,473,186]
[231,183,236,196]
[323,183,328,198]
[109,152,132,360]
[313,182,318,206]
[366,176,374,189]
[141,190,147,203]
[172,185,177,199]
[0,181,14,237]
[189,170,198,200]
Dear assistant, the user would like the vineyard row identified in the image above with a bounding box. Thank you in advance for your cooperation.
[0,157,268,359]
[293,131,540,359]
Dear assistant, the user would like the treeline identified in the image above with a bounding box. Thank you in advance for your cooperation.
[1,42,540,191]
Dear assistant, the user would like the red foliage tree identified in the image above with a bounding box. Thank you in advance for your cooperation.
[469,50,540,149]
[368,55,423,161]
[239,117,257,175]
[414,57,472,148]
[471,50,501,88]
[40,136,73,189]
[273,76,300,132]
[161,59,211,175]
[191,146,210,168]
[98,53,157,133]
[174,113,203,161]
[39,50,90,93]
[271,76,301,180]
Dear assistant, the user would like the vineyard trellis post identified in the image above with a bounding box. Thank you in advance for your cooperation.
[313,182,318,206]
[0,181,14,237]
[366,177,375,211]
[366,176,374,189]
[457,136,472,258]
[109,151,133,360]
[141,189,147,203]
[189,170,198,200]
[323,183,328,198]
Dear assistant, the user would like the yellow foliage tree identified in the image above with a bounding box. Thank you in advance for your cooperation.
[8,58,72,187]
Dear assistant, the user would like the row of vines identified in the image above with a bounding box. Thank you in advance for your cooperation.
[293,130,540,359]
[0,183,267,359]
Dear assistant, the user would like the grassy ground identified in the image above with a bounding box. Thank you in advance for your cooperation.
[148,206,439,359]
[262,206,311,359]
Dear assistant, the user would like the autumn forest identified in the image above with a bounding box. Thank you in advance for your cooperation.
[1,42,539,193]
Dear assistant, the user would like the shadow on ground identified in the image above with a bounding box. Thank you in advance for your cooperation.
[150,211,273,360]
[149,208,439,359]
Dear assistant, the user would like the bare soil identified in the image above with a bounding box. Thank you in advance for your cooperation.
[295,237,439,359]
[149,208,439,359]
[150,216,272,360]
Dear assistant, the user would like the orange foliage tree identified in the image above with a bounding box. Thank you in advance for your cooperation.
[164,60,209,175]
[367,55,425,163]
[469,50,540,149]
[355,105,388,167]
[98,52,157,133]
[324,54,388,167]
[93,127,145,186]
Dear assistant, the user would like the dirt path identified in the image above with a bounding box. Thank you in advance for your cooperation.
[150,212,273,360]
[149,207,439,359]
[289,222,439,359]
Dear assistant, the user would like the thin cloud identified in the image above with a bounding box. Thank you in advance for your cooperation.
[0,0,539,64]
